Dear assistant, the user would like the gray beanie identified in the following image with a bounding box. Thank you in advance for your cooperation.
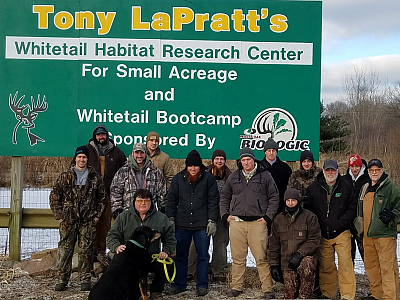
[284,187,300,201]
[239,147,255,160]
[263,138,279,152]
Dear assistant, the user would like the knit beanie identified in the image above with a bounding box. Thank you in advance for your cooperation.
[239,147,255,160]
[284,187,300,201]
[185,150,203,167]
[263,137,279,152]
[284,187,300,215]
[300,150,314,164]
[212,149,226,161]
[348,154,362,167]
[146,131,160,142]
[74,145,89,158]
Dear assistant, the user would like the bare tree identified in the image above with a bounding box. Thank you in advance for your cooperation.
[342,67,389,154]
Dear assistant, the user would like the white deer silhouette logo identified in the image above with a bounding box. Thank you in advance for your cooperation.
[9,91,48,146]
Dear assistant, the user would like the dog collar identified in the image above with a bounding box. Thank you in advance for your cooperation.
[129,239,146,249]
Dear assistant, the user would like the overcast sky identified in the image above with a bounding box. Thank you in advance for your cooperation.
[321,0,400,103]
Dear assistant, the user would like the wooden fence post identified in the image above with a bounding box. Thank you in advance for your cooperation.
[10,156,23,261]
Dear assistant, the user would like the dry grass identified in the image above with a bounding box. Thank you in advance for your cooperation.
[1,152,400,188]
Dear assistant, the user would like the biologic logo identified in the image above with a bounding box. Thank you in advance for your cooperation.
[240,108,310,151]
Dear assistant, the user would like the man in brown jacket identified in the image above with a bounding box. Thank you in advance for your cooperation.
[268,188,321,299]
[220,147,279,299]
[86,125,126,264]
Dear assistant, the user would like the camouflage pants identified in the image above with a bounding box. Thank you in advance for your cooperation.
[56,221,96,284]
[283,256,317,299]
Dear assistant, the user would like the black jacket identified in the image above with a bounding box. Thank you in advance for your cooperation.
[305,172,356,240]
[262,156,292,213]
[342,159,369,200]
[166,169,219,230]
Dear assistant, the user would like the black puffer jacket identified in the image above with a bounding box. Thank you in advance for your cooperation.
[166,169,219,230]
[262,156,292,213]
[305,172,356,239]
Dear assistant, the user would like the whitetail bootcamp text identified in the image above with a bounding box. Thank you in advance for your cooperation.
[76,109,242,128]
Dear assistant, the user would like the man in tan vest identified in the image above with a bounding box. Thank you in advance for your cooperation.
[356,159,400,300]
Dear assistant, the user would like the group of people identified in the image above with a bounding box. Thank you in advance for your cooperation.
[49,126,400,300]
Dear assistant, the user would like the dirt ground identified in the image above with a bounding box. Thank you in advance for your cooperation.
[0,258,376,300]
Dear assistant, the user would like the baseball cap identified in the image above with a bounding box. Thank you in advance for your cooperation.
[132,143,146,153]
[367,159,383,169]
[323,159,338,170]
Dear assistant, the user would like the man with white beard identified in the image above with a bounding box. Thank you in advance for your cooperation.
[304,159,357,300]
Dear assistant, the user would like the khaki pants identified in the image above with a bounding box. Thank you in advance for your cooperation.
[319,230,355,300]
[229,219,273,292]
[364,236,399,300]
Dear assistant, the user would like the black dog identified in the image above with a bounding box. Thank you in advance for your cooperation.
[89,226,161,300]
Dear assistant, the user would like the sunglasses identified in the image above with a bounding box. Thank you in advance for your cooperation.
[136,199,151,204]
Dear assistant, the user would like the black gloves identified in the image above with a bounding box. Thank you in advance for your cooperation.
[112,208,123,220]
[379,208,395,225]
[288,252,304,271]
[263,215,272,233]
[222,214,229,224]
[270,265,283,283]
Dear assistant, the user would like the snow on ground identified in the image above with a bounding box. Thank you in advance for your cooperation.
[0,188,398,273]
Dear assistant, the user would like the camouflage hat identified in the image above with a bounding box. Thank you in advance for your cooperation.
[132,143,146,153]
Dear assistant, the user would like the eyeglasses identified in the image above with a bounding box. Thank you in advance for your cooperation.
[368,168,382,174]
[136,199,151,204]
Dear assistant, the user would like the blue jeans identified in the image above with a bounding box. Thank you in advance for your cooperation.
[173,228,210,289]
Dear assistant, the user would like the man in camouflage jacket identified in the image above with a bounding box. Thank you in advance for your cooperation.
[50,146,106,292]
[288,150,321,202]
[110,142,167,217]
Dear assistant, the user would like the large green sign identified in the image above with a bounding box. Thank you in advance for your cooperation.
[0,0,322,160]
